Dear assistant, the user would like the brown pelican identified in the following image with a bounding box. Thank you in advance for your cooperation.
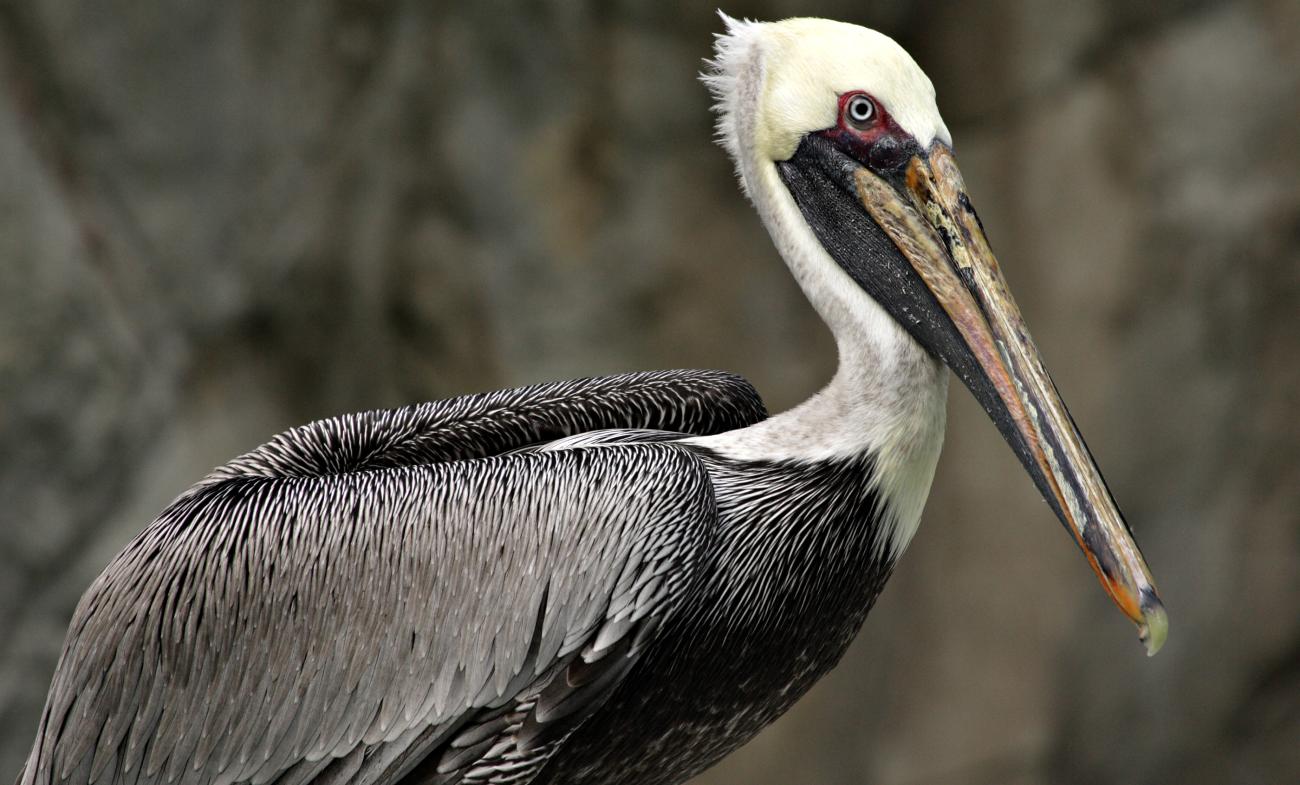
[19,14,1166,785]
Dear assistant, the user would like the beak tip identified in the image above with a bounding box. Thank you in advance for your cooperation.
[1139,591,1168,657]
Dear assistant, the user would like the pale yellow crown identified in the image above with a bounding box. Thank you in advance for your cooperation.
[704,14,951,165]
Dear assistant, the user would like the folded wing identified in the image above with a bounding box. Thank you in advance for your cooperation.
[20,370,763,785]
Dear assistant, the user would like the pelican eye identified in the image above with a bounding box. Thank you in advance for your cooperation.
[845,94,876,128]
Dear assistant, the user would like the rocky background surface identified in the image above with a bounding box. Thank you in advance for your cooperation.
[1,1,1296,784]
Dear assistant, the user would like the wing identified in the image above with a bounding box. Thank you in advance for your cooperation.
[21,445,716,785]
[20,369,763,785]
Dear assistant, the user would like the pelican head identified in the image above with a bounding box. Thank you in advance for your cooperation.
[705,15,1167,654]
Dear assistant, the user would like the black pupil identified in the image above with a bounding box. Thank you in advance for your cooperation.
[849,97,872,123]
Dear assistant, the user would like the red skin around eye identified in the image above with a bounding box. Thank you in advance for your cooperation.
[815,90,918,172]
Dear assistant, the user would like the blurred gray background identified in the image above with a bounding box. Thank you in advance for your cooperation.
[1,1,1297,783]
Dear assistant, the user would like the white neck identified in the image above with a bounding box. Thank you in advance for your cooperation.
[688,38,949,557]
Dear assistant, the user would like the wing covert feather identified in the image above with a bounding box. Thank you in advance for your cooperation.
[201,370,763,484]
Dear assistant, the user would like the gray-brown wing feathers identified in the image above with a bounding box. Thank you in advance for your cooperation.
[20,370,763,785]
[24,447,714,785]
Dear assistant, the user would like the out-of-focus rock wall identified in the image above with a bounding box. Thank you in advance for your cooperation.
[1,2,1295,784]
